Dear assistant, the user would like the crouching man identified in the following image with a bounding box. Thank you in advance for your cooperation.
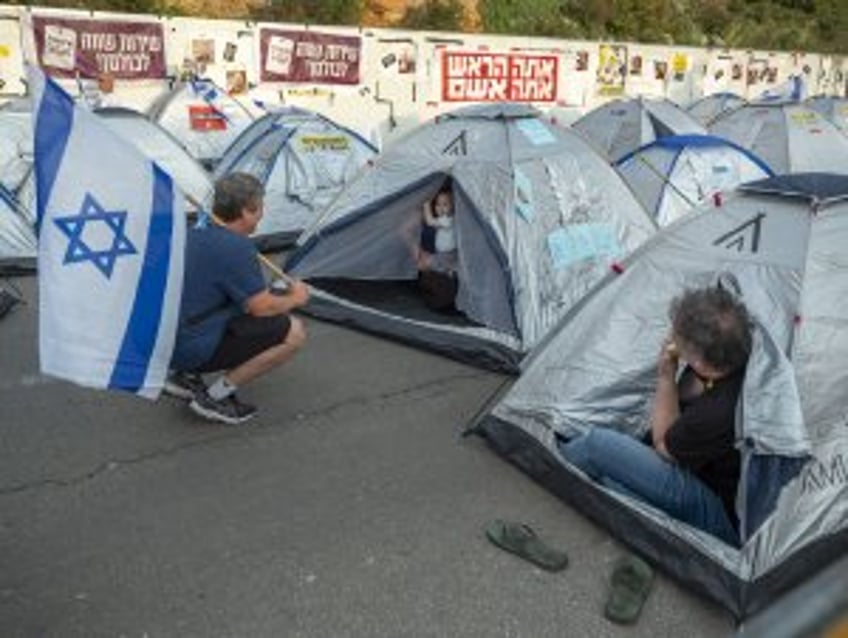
[166,172,309,424]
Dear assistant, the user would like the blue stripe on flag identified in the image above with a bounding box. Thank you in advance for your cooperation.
[109,165,175,392]
[34,76,75,234]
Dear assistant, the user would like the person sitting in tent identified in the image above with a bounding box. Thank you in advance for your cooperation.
[413,184,459,312]
[557,286,752,545]
[165,172,309,425]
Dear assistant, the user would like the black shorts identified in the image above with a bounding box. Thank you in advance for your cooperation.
[196,314,291,373]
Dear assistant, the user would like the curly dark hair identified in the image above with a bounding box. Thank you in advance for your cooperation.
[213,172,265,222]
[670,286,753,373]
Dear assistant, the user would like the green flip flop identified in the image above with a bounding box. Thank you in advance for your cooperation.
[604,554,654,625]
[484,519,569,572]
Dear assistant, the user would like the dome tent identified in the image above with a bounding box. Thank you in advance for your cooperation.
[0,183,36,273]
[573,96,706,162]
[96,107,213,211]
[709,103,848,174]
[615,134,773,227]
[148,79,255,168]
[214,107,378,250]
[805,95,848,133]
[476,173,848,618]
[285,104,656,372]
[686,92,746,127]
[0,106,213,271]
[0,97,34,193]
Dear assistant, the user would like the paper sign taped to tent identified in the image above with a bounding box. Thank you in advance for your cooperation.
[299,135,350,151]
[514,167,535,221]
[516,119,556,146]
[547,223,620,269]
[188,105,227,131]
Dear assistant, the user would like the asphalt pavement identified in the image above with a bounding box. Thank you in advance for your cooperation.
[0,275,734,637]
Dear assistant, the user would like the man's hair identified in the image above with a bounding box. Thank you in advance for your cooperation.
[213,173,264,222]
[670,286,753,372]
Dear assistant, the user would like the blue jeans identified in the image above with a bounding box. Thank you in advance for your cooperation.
[558,428,739,546]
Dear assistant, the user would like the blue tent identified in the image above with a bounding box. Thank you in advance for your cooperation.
[615,134,773,226]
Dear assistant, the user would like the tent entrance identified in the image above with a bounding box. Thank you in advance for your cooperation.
[308,277,483,328]
[289,173,519,339]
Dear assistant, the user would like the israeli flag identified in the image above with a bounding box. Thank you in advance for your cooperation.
[31,67,185,399]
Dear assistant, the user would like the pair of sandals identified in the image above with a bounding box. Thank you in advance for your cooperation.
[484,519,654,625]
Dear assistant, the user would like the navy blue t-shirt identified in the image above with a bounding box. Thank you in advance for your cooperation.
[171,225,265,371]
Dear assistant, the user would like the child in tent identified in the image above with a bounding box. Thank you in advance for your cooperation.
[416,185,459,312]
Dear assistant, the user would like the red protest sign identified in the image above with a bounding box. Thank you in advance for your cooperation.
[259,29,361,85]
[442,51,558,102]
[32,15,166,80]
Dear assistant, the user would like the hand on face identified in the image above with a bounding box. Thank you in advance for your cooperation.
[658,334,679,379]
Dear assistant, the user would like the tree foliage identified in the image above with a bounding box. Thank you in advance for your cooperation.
[252,0,363,25]
[399,0,465,31]
[13,0,848,53]
[478,0,848,53]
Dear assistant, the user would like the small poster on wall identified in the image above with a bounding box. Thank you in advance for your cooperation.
[596,44,627,96]
[671,52,688,81]
[630,55,643,76]
[191,39,215,65]
[226,69,247,95]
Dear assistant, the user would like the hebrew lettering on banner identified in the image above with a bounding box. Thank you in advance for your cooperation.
[32,15,165,79]
[259,28,361,85]
[441,51,558,102]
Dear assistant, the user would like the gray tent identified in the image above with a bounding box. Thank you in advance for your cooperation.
[0,105,214,270]
[0,183,36,273]
[478,173,848,617]
[0,98,36,271]
[286,104,656,372]
[615,134,773,226]
[573,97,706,162]
[214,107,377,249]
[687,92,746,127]
[0,97,33,193]
[709,103,848,174]
[806,95,848,133]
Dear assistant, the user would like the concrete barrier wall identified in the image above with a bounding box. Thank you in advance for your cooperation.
[2,4,846,147]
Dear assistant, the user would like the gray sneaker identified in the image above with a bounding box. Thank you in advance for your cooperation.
[189,391,257,425]
[163,371,207,401]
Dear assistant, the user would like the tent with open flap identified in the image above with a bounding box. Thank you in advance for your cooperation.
[477,172,848,617]
[285,104,656,372]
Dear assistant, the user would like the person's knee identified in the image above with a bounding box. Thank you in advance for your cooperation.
[284,316,307,349]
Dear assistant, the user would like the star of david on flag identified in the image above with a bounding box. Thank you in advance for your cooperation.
[53,194,137,278]
[30,66,186,398]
